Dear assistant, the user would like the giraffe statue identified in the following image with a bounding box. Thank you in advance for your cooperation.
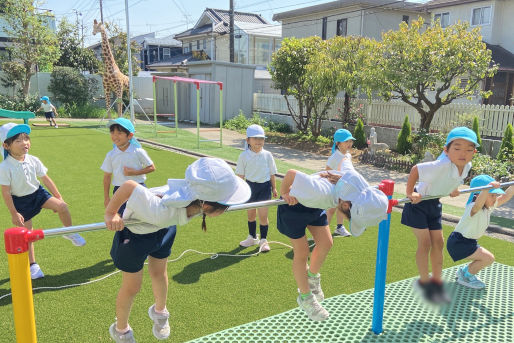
[93,19,129,119]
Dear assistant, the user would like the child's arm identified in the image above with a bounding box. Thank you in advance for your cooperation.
[496,185,514,207]
[123,164,155,176]
[280,169,298,205]
[1,185,24,226]
[103,172,112,208]
[104,180,139,231]
[406,165,422,204]
[470,185,493,216]
[40,175,62,200]
[270,174,278,198]
[51,104,58,117]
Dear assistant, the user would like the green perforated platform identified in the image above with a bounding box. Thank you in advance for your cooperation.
[187,263,514,342]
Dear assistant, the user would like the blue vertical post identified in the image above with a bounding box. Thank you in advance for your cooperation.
[372,180,395,334]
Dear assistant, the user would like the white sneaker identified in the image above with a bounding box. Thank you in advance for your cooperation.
[334,226,351,237]
[109,323,136,343]
[54,125,58,128]
[259,239,270,252]
[30,263,44,280]
[62,233,86,246]
[297,294,329,321]
[308,274,324,302]
[148,304,170,340]
[240,235,259,247]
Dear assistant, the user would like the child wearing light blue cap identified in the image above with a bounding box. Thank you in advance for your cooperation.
[447,175,513,289]
[402,126,479,304]
[0,123,86,280]
[38,96,59,128]
[325,129,355,237]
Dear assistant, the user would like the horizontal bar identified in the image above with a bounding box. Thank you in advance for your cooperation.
[226,199,286,212]
[396,181,513,205]
[199,139,220,142]
[43,220,141,237]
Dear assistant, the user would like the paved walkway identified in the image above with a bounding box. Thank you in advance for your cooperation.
[181,126,513,225]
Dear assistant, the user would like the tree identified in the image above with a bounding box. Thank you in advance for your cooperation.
[497,123,513,161]
[269,37,324,135]
[104,22,141,76]
[48,67,99,107]
[353,118,367,149]
[472,116,483,153]
[0,61,25,97]
[372,18,497,131]
[55,18,100,73]
[2,0,60,97]
[397,115,412,155]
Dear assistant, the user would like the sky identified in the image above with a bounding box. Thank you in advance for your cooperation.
[41,0,429,46]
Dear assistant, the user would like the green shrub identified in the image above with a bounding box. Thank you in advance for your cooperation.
[471,153,512,182]
[48,66,99,107]
[353,118,367,149]
[497,123,513,161]
[472,116,483,153]
[411,131,445,160]
[224,111,291,133]
[0,94,40,112]
[223,112,250,131]
[58,103,104,118]
[396,115,412,155]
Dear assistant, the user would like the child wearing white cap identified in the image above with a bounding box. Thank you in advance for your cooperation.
[278,168,388,321]
[0,123,86,280]
[447,175,513,289]
[104,157,251,343]
[235,124,277,252]
[325,128,355,237]
[402,126,478,304]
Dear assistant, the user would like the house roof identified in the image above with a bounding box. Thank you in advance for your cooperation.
[175,8,268,39]
[273,0,424,21]
[143,35,181,47]
[234,21,281,37]
[487,43,514,72]
[146,52,204,67]
[422,0,486,10]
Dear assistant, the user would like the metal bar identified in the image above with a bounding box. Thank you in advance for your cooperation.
[396,181,514,205]
[42,220,140,237]
[219,88,223,146]
[226,199,286,212]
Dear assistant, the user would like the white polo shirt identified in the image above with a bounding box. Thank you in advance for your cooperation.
[123,184,190,234]
[41,102,53,112]
[101,144,154,186]
[0,154,47,196]
[326,150,353,171]
[289,171,338,210]
[235,149,277,183]
[454,201,497,240]
[416,155,471,196]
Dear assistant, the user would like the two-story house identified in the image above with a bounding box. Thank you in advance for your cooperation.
[423,0,514,106]
[272,0,428,40]
[174,8,281,66]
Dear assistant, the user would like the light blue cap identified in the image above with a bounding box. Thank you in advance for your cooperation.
[0,123,31,159]
[40,96,50,101]
[332,129,355,154]
[107,118,140,148]
[445,127,479,147]
[467,174,505,204]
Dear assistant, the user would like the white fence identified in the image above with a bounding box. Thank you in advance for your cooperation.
[253,93,514,138]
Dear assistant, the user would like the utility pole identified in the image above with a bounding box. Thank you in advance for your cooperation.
[72,9,82,41]
[125,0,134,122]
[99,0,104,23]
[229,0,234,63]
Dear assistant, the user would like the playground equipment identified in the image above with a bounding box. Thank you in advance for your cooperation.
[4,180,513,342]
[0,109,35,125]
[152,76,223,148]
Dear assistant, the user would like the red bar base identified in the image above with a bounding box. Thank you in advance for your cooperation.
[4,227,44,254]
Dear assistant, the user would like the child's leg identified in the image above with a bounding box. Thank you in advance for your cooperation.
[247,209,257,237]
[411,228,432,282]
[429,230,445,282]
[467,247,495,274]
[336,210,345,227]
[257,207,269,239]
[116,270,143,331]
[147,256,168,312]
[42,197,72,226]
[307,225,333,274]
[290,236,310,294]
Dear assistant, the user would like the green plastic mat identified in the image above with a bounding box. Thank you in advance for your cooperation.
[187,263,514,343]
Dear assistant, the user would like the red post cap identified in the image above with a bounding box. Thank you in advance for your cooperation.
[4,227,44,254]
[388,199,398,214]
[379,179,395,197]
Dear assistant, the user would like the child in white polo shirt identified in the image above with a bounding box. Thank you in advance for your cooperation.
[236,124,277,252]
[402,127,478,304]
[325,128,355,237]
[0,123,85,280]
[447,174,513,289]
[104,157,251,343]
[278,167,388,321]
[38,96,59,128]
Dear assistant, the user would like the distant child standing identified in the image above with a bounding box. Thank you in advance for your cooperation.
[279,167,388,321]
[38,96,59,128]
[402,127,478,304]
[236,124,278,252]
[0,123,85,279]
[325,129,355,237]
[447,175,513,289]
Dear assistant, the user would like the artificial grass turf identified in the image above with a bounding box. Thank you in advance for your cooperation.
[0,121,513,342]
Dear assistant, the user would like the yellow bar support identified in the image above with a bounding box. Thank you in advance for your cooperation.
[153,78,157,136]
[219,88,223,147]
[196,83,200,149]
[174,81,178,137]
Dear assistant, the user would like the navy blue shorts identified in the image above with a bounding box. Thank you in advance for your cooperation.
[277,203,328,239]
[44,111,55,119]
[247,180,272,203]
[114,183,146,215]
[12,186,52,221]
[401,197,442,230]
[446,231,479,262]
[110,226,177,273]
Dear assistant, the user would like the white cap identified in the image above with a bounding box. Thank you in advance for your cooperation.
[161,157,251,207]
[246,124,265,138]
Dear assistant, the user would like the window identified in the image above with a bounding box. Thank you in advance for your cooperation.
[196,40,200,49]
[321,17,327,40]
[336,18,347,36]
[402,15,409,24]
[203,39,206,49]
[472,6,491,25]
[434,12,450,28]
[183,46,189,54]
[189,42,192,52]
[163,47,170,59]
